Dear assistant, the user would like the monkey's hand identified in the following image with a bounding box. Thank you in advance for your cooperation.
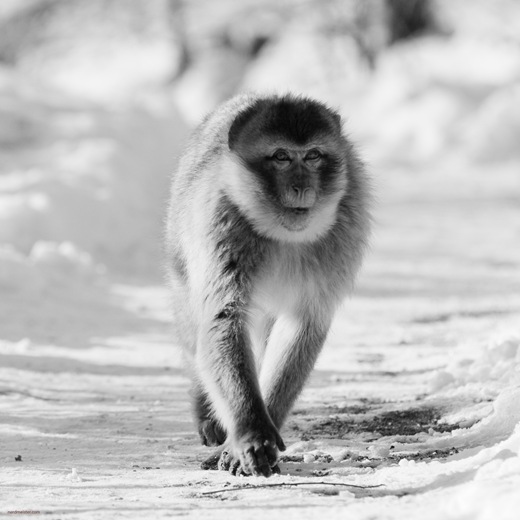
[221,424,286,477]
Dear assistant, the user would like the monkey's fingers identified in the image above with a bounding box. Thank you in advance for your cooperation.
[276,433,286,452]
[244,444,273,477]
[229,458,242,476]
[262,438,283,468]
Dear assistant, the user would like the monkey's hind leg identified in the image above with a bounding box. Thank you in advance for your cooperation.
[190,382,226,447]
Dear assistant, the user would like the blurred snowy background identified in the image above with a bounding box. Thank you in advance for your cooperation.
[1,0,518,289]
[1,1,520,518]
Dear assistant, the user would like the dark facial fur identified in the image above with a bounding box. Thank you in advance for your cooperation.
[227,95,347,235]
[228,95,342,148]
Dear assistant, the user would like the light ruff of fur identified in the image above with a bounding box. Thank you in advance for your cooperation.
[221,153,345,243]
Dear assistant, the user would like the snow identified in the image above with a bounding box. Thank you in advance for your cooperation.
[0,89,187,276]
[1,2,520,518]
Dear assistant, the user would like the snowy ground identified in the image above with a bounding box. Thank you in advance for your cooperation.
[1,5,520,518]
[2,157,519,518]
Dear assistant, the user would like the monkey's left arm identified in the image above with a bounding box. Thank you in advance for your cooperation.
[259,310,332,429]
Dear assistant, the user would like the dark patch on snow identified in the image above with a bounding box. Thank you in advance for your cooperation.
[292,404,371,416]
[358,407,458,436]
[295,406,459,440]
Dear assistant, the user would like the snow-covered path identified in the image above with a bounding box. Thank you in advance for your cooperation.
[2,158,519,519]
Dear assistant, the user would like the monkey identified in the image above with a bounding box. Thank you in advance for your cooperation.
[165,93,371,477]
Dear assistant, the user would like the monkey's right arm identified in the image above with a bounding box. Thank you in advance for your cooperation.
[196,297,285,476]
[192,201,285,477]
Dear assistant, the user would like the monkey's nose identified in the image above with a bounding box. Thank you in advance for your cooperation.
[285,186,316,209]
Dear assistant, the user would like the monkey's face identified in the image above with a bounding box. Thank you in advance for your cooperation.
[226,96,348,242]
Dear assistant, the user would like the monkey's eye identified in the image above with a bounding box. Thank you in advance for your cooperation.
[273,149,290,162]
[305,149,322,161]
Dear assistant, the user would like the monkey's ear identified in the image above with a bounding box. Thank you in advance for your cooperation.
[228,109,252,150]
[228,101,264,150]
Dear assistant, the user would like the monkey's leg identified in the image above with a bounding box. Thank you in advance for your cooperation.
[259,313,330,429]
[190,382,226,446]
[197,305,285,477]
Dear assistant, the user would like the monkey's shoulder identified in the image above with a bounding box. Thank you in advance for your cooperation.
[175,94,257,183]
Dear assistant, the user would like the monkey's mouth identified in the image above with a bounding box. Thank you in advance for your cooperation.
[280,207,311,231]
[287,207,310,216]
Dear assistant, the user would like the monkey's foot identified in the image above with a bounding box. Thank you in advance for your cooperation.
[198,419,226,446]
[201,448,281,476]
